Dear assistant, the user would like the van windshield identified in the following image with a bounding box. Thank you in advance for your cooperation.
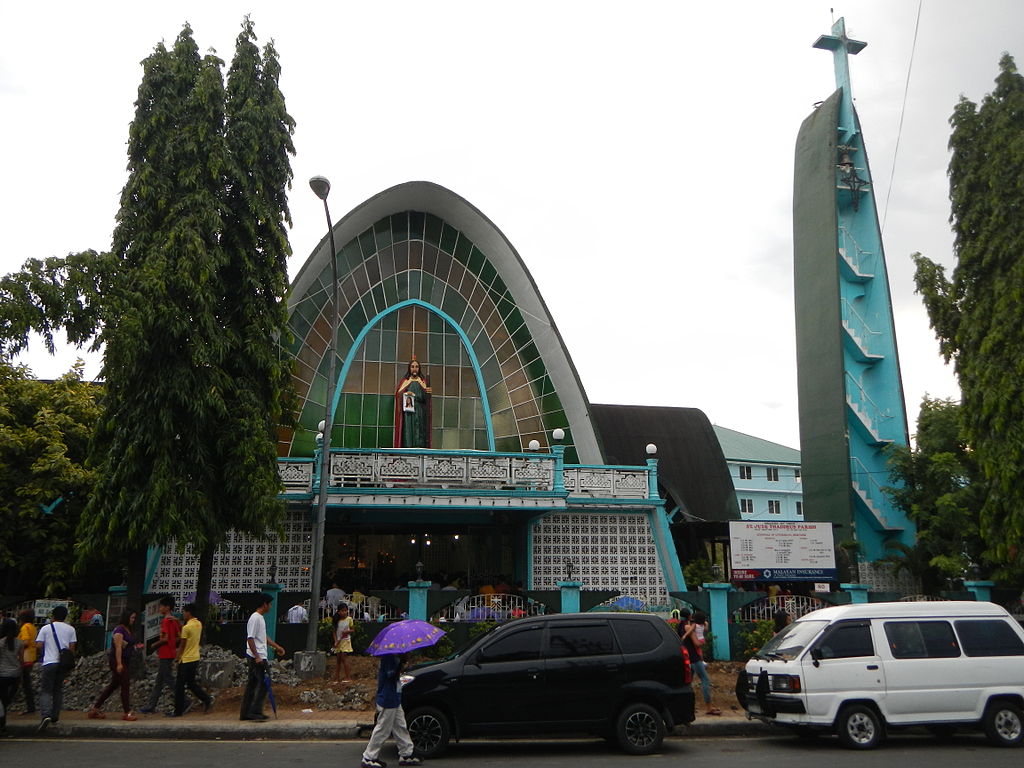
[756,620,828,661]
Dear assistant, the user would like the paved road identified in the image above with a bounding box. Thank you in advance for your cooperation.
[2,734,1020,767]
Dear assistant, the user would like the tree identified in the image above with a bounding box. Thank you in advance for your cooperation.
[0,20,296,617]
[883,397,986,591]
[913,53,1024,573]
[0,361,107,595]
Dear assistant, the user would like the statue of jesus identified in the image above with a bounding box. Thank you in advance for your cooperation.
[393,356,432,448]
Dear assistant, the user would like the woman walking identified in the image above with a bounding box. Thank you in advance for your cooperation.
[15,610,36,714]
[87,609,139,721]
[0,618,23,732]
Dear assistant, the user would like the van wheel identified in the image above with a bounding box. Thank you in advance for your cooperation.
[983,700,1024,748]
[836,704,884,750]
[615,702,666,755]
[406,706,451,758]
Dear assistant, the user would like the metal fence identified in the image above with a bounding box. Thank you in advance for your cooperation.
[432,593,546,623]
[736,595,827,623]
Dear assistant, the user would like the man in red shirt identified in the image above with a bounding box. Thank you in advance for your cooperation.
[140,597,180,714]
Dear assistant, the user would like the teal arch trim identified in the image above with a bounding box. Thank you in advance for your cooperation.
[331,299,496,451]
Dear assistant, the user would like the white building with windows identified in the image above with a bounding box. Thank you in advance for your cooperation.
[713,425,803,522]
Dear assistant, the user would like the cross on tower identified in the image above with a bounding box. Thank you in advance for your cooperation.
[813,17,867,143]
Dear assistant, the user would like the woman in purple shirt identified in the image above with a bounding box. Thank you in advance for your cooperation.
[87,609,139,721]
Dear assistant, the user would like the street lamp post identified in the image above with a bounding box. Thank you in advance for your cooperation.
[306,175,338,653]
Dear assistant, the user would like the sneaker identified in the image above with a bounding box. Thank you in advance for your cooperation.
[37,717,51,733]
[123,713,138,722]
[87,708,106,720]
[361,759,387,768]
[399,757,422,766]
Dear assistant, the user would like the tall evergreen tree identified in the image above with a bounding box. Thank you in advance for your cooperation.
[0,20,296,614]
[913,53,1024,573]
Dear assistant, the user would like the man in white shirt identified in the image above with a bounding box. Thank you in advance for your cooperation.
[239,593,285,721]
[325,582,345,613]
[35,604,77,731]
[286,603,308,623]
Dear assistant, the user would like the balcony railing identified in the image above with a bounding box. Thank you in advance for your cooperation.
[277,449,657,501]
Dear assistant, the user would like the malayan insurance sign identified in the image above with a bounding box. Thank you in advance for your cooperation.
[729,521,837,582]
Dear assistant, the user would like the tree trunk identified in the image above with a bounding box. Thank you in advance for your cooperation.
[195,544,215,642]
[125,546,148,615]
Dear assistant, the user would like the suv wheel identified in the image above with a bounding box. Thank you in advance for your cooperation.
[406,706,451,758]
[983,700,1023,748]
[836,704,884,750]
[615,702,665,755]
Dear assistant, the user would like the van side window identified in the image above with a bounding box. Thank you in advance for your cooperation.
[478,627,542,663]
[547,624,616,658]
[883,621,960,659]
[815,622,874,659]
[954,620,1024,657]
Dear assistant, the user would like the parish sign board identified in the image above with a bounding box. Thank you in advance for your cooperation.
[729,521,837,582]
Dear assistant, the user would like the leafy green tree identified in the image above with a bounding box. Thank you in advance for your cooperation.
[912,54,1024,574]
[0,361,107,595]
[884,398,986,591]
[0,20,296,617]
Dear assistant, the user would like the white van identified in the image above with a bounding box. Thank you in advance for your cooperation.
[739,601,1024,749]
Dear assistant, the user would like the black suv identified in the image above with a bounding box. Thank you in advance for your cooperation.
[400,612,694,756]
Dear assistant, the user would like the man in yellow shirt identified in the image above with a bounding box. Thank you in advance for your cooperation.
[170,603,213,717]
[17,610,37,714]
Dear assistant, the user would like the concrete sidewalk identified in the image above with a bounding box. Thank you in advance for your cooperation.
[4,709,768,741]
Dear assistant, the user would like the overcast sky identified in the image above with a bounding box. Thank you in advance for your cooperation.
[2,1,1020,450]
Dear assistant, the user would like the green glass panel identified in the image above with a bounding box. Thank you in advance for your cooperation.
[396,271,410,301]
[342,425,360,449]
[291,431,316,458]
[361,394,378,425]
[391,212,409,242]
[544,410,569,431]
[491,409,516,437]
[464,315,484,344]
[343,303,367,340]
[378,245,396,280]
[440,223,458,254]
[284,333,303,356]
[377,395,394,425]
[453,233,473,265]
[407,270,420,300]
[440,430,460,450]
[361,426,377,448]
[419,273,434,302]
[343,394,362,425]
[289,313,312,346]
[429,312,444,335]
[371,285,388,315]
[307,377,327,409]
[381,329,397,361]
[479,260,497,286]
[430,275,446,307]
[495,436,519,453]
[468,246,486,276]
[524,355,546,384]
[364,253,382,287]
[441,291,467,324]
[511,323,532,352]
[373,218,393,249]
[382,275,398,306]
[409,211,425,240]
[491,272,508,296]
[541,392,564,416]
[298,408,321,433]
[339,240,361,278]
[474,430,488,451]
[424,214,443,246]
[358,228,376,259]
[481,356,501,388]
[497,296,515,319]
[564,446,579,464]
[459,398,476,426]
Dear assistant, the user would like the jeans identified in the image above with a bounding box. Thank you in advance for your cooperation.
[146,658,175,711]
[19,664,35,712]
[175,660,211,715]
[362,705,414,761]
[240,658,267,719]
[692,658,712,704]
[39,663,68,722]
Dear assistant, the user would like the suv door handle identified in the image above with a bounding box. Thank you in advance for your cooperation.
[605,663,621,672]
[866,664,879,670]
[443,677,460,686]
[526,667,541,680]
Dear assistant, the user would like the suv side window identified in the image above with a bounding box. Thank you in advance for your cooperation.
[478,626,542,663]
[954,619,1024,657]
[612,619,662,654]
[883,621,960,659]
[815,621,874,659]
[546,623,616,658]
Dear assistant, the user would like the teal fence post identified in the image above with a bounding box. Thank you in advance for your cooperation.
[407,580,432,621]
[557,581,582,613]
[260,582,283,659]
[963,580,995,602]
[703,583,733,661]
[840,583,870,604]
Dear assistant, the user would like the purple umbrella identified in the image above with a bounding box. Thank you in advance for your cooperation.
[366,619,446,656]
[468,605,498,621]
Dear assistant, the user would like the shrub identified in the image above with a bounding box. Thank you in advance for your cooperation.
[739,619,775,659]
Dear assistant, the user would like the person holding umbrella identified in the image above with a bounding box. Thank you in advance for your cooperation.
[361,619,444,768]
[240,593,285,721]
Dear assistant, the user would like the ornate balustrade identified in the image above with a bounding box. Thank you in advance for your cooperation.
[277,450,656,500]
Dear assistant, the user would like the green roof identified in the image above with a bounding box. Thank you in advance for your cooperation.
[712,425,801,465]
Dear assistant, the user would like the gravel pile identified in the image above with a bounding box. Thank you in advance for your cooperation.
[8,649,322,714]
[298,685,371,711]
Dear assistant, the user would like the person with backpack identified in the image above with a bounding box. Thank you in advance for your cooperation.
[35,604,77,732]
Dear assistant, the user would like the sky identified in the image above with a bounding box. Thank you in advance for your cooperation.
[2,0,1020,450]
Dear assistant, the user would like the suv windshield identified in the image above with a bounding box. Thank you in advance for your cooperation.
[757,620,828,660]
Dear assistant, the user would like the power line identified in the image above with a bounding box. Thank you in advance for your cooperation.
[882,0,924,233]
